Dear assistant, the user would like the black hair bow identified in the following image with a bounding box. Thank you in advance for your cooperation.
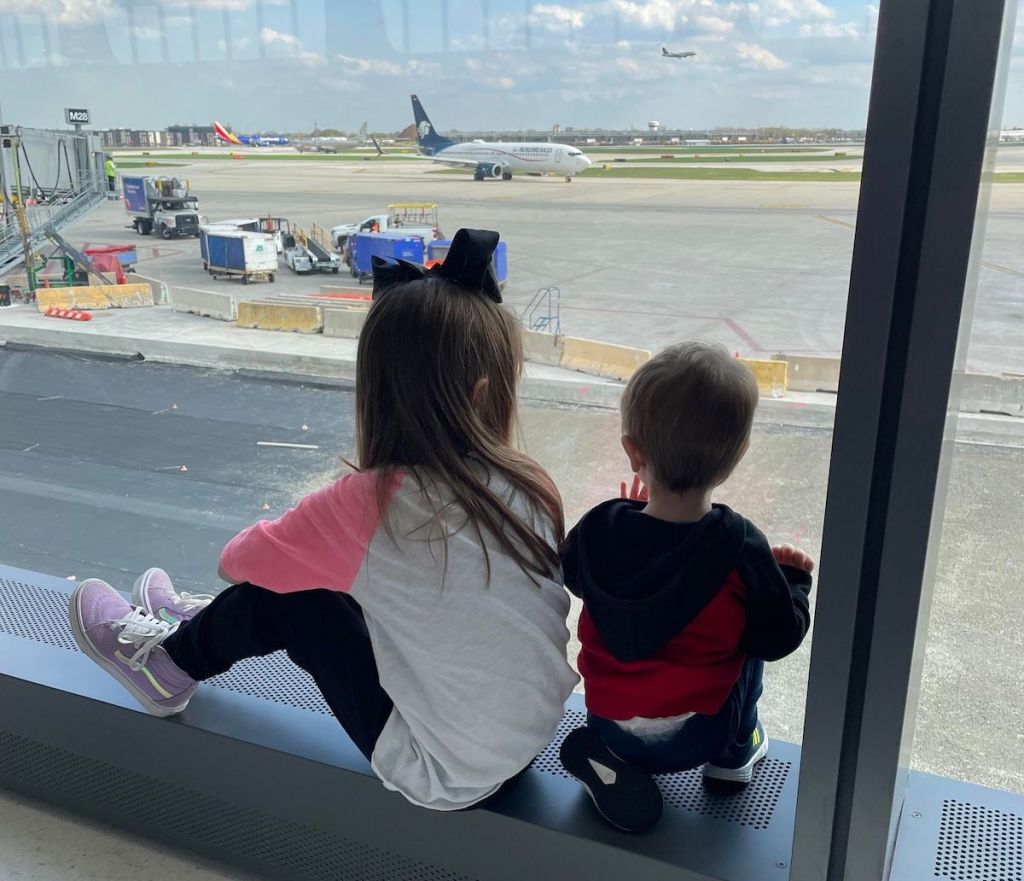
[371,228,502,303]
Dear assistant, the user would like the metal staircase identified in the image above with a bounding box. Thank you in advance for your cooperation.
[0,172,105,279]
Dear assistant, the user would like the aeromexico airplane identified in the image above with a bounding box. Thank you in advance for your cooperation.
[212,121,289,147]
[410,95,591,182]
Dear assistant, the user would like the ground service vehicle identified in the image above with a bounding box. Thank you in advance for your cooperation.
[200,229,277,284]
[350,232,426,282]
[123,176,201,239]
[332,203,441,251]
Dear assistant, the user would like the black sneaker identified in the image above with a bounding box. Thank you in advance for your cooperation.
[559,726,663,833]
[703,720,769,785]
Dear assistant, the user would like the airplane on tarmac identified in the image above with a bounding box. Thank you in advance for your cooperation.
[294,122,382,155]
[662,47,697,58]
[410,95,591,182]
[212,121,289,147]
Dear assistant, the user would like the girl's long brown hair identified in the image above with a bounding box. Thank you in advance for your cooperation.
[356,276,564,580]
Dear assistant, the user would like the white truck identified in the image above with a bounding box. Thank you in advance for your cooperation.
[331,202,442,252]
[123,176,201,239]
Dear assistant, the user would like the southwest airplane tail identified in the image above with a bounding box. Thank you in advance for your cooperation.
[213,121,242,146]
[411,95,455,155]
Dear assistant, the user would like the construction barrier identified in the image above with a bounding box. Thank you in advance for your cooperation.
[236,301,323,334]
[171,287,237,321]
[773,354,840,393]
[561,336,651,382]
[44,307,92,321]
[35,283,154,313]
[322,307,368,339]
[740,357,788,397]
[522,329,566,367]
[955,372,1024,418]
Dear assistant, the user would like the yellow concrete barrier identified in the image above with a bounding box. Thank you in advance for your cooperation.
[772,354,839,392]
[522,329,565,367]
[561,336,650,381]
[35,283,154,312]
[236,301,323,333]
[740,357,788,396]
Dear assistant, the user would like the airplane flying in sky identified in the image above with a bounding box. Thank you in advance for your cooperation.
[662,47,697,58]
[212,121,288,147]
[410,95,591,182]
[294,122,382,155]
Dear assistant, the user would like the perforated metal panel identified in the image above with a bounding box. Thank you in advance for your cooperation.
[934,799,1024,881]
[0,731,476,881]
[0,575,80,651]
[529,708,791,830]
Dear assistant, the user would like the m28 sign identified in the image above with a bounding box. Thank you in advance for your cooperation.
[65,108,90,125]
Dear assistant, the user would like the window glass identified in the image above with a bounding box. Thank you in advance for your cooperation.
[911,4,1024,795]
[0,0,951,768]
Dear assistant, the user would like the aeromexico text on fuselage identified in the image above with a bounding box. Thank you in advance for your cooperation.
[426,142,587,170]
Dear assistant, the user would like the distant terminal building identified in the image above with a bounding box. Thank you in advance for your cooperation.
[99,126,217,149]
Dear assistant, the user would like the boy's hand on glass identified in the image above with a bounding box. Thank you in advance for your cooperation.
[619,475,650,502]
[772,543,816,574]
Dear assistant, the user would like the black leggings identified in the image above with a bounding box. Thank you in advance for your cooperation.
[162,583,393,760]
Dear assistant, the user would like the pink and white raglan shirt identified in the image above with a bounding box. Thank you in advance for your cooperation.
[220,466,579,811]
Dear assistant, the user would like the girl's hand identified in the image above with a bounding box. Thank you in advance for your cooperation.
[619,475,650,502]
[772,543,816,574]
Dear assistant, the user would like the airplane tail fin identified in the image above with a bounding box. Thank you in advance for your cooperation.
[661,47,668,55]
[213,121,242,146]
[357,121,368,141]
[411,95,454,154]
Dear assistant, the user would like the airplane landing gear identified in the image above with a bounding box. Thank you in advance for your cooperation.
[502,171,513,181]
[565,175,573,182]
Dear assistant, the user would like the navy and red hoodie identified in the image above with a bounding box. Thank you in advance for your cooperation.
[562,500,813,721]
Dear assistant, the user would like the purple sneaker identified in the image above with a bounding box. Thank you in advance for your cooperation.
[69,578,196,717]
[133,567,213,624]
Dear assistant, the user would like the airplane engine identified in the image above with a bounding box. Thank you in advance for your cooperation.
[474,162,507,180]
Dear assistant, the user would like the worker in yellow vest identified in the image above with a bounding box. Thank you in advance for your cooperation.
[104,156,117,195]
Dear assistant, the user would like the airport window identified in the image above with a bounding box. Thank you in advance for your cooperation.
[910,5,1024,797]
[0,0,1021,879]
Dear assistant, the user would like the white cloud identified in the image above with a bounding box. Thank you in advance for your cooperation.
[799,21,860,38]
[260,27,324,67]
[0,0,111,25]
[529,4,586,31]
[752,0,833,27]
[610,0,687,30]
[736,41,788,69]
[695,14,735,35]
[334,54,405,76]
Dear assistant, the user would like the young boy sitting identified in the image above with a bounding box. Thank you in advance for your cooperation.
[559,341,815,833]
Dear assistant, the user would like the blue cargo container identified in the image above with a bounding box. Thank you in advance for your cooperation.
[350,232,426,282]
[428,239,508,289]
[200,228,278,284]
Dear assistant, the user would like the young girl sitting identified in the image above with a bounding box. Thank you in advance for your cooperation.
[68,229,579,811]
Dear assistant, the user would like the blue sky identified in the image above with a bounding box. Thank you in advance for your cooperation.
[0,0,1021,132]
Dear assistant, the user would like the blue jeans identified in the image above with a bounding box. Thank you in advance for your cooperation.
[587,658,764,774]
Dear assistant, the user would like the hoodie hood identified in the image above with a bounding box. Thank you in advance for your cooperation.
[562,500,747,662]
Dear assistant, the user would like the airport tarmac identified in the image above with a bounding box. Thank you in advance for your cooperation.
[70,154,1023,373]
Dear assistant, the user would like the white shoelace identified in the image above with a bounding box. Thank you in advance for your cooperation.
[110,607,180,671]
[171,591,214,613]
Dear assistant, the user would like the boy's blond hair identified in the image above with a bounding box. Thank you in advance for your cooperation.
[622,342,759,492]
